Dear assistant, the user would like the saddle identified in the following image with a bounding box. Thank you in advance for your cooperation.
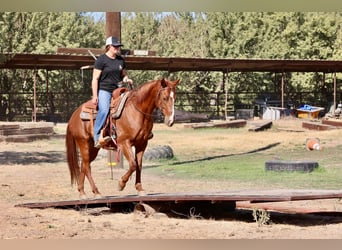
[80,87,130,149]
[80,100,97,120]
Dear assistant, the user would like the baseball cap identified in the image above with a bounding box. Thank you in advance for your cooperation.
[105,36,123,47]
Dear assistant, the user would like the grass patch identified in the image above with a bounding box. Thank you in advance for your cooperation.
[145,122,342,190]
[145,145,342,190]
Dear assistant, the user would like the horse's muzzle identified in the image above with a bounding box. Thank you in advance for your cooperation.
[164,116,175,127]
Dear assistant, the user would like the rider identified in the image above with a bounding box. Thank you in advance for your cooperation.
[91,36,133,148]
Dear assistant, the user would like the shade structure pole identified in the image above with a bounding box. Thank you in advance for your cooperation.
[105,12,121,40]
[223,68,231,120]
[33,70,37,122]
[281,72,284,109]
[333,72,337,116]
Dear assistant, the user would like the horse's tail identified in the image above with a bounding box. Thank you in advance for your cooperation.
[65,123,80,186]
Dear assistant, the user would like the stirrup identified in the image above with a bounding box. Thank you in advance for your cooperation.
[94,141,101,149]
[100,136,111,144]
[94,135,112,149]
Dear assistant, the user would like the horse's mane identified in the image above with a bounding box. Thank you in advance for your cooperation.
[131,79,160,105]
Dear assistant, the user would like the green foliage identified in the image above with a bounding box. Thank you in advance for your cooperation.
[252,209,271,226]
[0,12,104,121]
[0,12,341,121]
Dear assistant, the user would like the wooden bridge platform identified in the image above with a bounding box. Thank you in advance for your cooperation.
[16,189,342,217]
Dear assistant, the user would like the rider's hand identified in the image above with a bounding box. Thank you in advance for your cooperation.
[123,76,133,89]
[91,96,98,105]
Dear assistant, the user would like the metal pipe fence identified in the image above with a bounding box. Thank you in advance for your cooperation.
[1,90,341,122]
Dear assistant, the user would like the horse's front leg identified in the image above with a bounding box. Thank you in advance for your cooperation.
[134,150,145,194]
[118,143,137,191]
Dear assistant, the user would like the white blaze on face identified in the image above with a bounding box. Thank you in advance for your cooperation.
[169,91,175,124]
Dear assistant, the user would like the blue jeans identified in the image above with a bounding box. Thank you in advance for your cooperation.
[93,89,112,142]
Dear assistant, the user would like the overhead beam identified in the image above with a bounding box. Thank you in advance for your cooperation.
[56,47,156,57]
[1,53,342,73]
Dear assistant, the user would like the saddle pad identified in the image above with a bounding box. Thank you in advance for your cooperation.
[80,100,97,121]
[112,91,129,119]
[80,111,97,120]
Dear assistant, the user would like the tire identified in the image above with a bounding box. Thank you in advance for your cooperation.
[265,160,318,172]
[144,145,174,160]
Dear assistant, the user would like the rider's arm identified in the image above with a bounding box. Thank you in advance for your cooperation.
[122,69,133,87]
[91,68,102,105]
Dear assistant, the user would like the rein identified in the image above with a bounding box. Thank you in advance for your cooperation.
[130,86,170,118]
[130,102,160,118]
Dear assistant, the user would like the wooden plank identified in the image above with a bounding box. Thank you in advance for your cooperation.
[302,121,336,131]
[16,189,342,210]
[175,109,209,123]
[277,128,305,133]
[248,121,273,131]
[0,122,55,138]
[0,124,20,130]
[322,119,342,127]
[236,201,340,214]
[213,120,247,128]
[187,120,246,129]
[4,134,52,142]
[2,127,54,136]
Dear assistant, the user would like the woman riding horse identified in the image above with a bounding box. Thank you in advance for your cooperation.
[91,36,133,148]
[66,78,179,199]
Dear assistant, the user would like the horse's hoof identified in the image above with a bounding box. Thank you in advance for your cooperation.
[93,193,103,199]
[138,190,147,196]
[135,183,143,191]
[118,180,125,191]
[79,194,88,200]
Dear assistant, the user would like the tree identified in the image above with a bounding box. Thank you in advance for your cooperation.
[0,12,105,121]
[1,12,341,121]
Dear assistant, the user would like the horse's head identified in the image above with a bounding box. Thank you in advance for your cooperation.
[156,78,179,127]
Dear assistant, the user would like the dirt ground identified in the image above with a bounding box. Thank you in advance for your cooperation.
[1,118,342,239]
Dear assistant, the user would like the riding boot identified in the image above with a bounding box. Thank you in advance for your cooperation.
[148,132,153,140]
[95,129,111,148]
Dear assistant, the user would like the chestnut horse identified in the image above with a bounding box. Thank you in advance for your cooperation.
[66,78,179,198]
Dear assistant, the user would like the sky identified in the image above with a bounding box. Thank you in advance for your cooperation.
[84,12,105,22]
[84,12,176,22]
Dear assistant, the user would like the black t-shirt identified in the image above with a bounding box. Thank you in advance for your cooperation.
[94,54,126,93]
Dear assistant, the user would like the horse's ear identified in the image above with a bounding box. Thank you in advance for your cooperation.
[160,78,167,88]
[169,79,179,88]
[160,78,179,88]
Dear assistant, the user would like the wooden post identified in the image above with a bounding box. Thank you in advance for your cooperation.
[105,12,121,40]
[107,149,123,179]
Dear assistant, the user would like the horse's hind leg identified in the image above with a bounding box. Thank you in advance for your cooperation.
[78,147,101,199]
[78,163,101,198]
[84,164,101,198]
[77,161,87,199]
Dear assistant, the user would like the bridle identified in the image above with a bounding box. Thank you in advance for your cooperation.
[131,86,174,119]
